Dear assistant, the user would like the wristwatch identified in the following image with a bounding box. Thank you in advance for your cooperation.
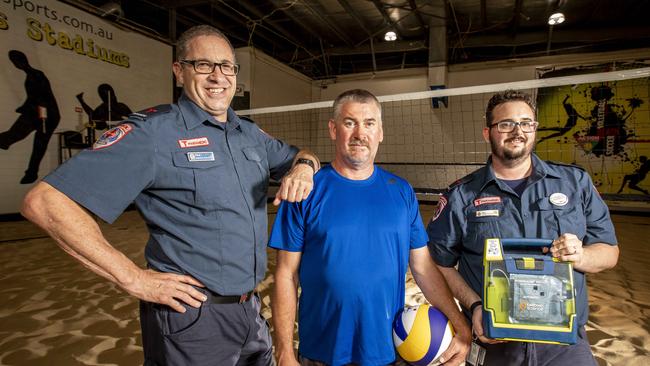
[295,158,316,171]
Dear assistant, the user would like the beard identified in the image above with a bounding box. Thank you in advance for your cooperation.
[490,134,535,163]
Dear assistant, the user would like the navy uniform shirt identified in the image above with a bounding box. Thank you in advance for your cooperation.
[427,153,617,326]
[44,93,298,295]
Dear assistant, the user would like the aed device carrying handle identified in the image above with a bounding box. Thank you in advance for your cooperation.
[502,238,555,275]
[500,238,553,248]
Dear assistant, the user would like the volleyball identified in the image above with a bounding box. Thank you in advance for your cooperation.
[393,304,454,366]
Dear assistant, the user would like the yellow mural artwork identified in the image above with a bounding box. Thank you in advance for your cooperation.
[536,76,650,196]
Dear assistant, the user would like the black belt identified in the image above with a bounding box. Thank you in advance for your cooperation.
[206,290,255,304]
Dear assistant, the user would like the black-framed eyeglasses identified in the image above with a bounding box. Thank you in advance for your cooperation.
[489,120,539,133]
[180,59,240,76]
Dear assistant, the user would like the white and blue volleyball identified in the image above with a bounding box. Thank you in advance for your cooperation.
[392,304,454,366]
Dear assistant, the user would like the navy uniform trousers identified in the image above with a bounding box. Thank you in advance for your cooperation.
[140,290,273,366]
[481,327,597,366]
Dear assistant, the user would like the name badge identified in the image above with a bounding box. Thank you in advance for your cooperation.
[179,137,209,148]
[187,151,215,162]
[549,192,568,206]
[476,209,499,218]
[474,196,502,206]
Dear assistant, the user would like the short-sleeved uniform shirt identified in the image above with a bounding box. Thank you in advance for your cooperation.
[44,93,298,295]
[427,154,617,326]
[269,165,429,366]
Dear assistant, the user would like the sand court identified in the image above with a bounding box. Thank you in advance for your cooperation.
[0,207,648,366]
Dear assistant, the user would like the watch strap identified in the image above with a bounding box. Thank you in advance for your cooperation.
[295,158,315,171]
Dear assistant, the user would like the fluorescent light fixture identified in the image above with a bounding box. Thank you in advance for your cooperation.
[99,1,124,18]
[384,31,397,41]
[548,12,565,25]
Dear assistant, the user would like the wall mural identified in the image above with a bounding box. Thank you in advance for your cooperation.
[76,83,132,130]
[0,0,172,215]
[536,66,650,196]
[0,50,59,184]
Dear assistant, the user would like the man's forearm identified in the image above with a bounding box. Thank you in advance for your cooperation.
[410,249,470,334]
[575,243,619,273]
[271,271,299,359]
[21,182,142,287]
[437,265,481,309]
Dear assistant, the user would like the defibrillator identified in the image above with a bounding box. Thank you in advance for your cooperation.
[482,238,578,344]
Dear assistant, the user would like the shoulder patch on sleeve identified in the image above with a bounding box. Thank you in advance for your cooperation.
[129,104,172,121]
[546,160,586,171]
[448,174,474,191]
[93,123,133,149]
[238,115,256,124]
[238,115,275,138]
[430,195,448,222]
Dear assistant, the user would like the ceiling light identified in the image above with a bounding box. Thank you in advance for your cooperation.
[548,12,565,25]
[99,1,124,18]
[384,31,397,42]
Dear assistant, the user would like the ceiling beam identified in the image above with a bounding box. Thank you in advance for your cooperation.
[511,0,525,36]
[301,1,356,47]
[480,0,487,29]
[369,0,405,39]
[183,7,267,46]
[289,40,427,61]
[160,0,210,8]
[270,0,353,47]
[407,0,427,31]
[459,26,650,48]
[237,1,310,54]
[337,0,370,35]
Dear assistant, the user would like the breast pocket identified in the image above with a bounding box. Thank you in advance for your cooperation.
[171,151,232,207]
[464,206,502,254]
[534,195,586,238]
[241,147,270,196]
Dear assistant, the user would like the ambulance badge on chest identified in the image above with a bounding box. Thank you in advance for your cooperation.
[474,196,502,206]
[178,137,209,148]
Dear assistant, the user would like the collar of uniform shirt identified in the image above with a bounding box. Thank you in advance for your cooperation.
[480,154,560,192]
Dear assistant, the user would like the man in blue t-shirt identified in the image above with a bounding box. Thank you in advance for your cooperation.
[269,89,471,366]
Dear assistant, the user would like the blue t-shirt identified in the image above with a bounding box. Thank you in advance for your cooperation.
[269,165,428,366]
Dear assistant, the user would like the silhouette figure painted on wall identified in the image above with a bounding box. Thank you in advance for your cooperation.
[76,84,132,130]
[538,95,584,144]
[0,50,60,184]
[617,156,650,195]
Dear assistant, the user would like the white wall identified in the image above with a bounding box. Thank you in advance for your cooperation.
[0,0,172,214]
[235,47,313,108]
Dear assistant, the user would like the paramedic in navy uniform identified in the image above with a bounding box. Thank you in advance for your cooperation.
[21,25,320,366]
[426,90,618,366]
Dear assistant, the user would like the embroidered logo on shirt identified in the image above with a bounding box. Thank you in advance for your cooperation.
[187,151,215,162]
[549,192,568,206]
[476,209,499,217]
[93,124,133,149]
[431,196,448,222]
[178,137,209,148]
[474,196,502,206]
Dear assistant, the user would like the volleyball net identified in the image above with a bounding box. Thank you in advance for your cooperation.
[239,66,650,199]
